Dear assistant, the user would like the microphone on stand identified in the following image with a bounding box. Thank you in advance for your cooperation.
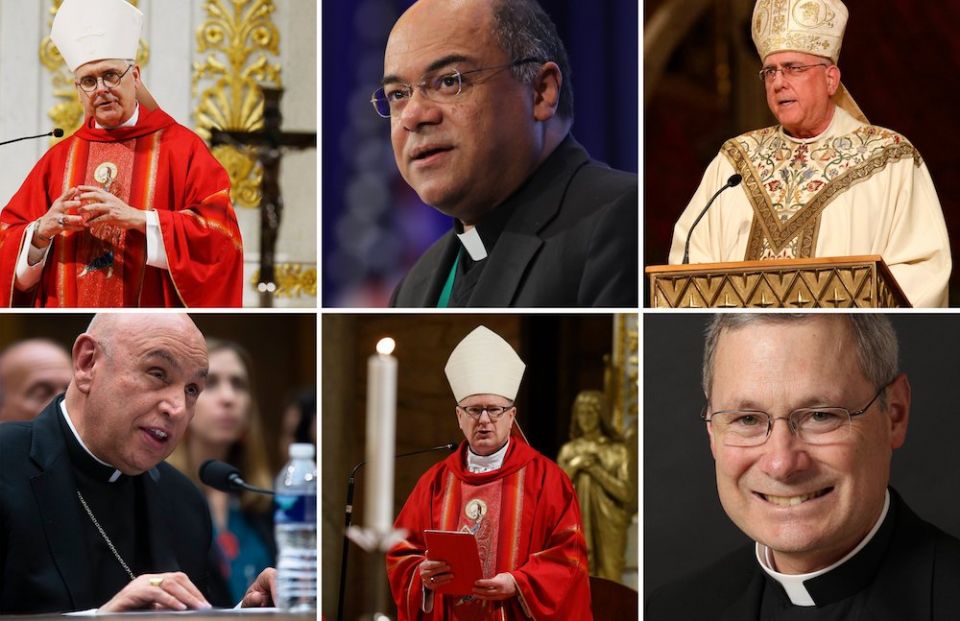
[337,442,458,621]
[682,173,743,264]
[0,128,64,147]
[199,459,275,496]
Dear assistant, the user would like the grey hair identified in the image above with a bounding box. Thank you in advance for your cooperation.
[491,0,574,119]
[702,314,899,405]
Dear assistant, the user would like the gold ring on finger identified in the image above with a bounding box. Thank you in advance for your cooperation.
[149,577,164,587]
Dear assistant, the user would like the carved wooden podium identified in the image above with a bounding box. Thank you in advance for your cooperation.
[646,256,910,308]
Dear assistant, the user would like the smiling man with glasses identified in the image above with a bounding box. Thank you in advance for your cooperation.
[647,314,960,619]
[381,0,637,308]
[386,325,593,619]
[668,0,950,308]
[0,0,243,308]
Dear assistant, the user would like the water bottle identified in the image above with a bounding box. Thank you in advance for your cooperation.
[274,442,317,611]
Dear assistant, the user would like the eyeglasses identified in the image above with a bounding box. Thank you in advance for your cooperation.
[76,64,133,93]
[457,403,515,421]
[371,57,542,118]
[702,381,891,447]
[758,63,829,83]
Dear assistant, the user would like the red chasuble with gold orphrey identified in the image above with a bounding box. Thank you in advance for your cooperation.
[0,107,242,307]
[387,439,593,621]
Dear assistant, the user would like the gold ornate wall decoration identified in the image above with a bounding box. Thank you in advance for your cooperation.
[193,0,282,209]
[251,264,316,298]
[40,0,149,146]
[607,314,639,435]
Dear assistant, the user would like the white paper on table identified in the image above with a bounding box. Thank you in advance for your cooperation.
[64,608,281,616]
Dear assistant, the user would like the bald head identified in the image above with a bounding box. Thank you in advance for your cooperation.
[67,313,209,475]
[0,339,72,422]
[387,0,501,91]
[85,313,205,351]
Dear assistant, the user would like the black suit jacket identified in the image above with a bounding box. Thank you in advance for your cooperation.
[0,398,214,613]
[390,136,638,308]
[646,490,960,620]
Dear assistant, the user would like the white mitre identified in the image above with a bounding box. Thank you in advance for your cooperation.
[751,0,866,124]
[445,326,525,402]
[51,0,143,72]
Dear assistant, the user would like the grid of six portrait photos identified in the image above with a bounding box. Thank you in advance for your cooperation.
[4,0,956,620]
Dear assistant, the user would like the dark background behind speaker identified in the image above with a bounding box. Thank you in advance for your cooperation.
[644,313,960,598]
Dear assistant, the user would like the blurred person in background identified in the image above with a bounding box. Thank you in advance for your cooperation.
[0,339,72,423]
[167,340,275,606]
[278,388,316,465]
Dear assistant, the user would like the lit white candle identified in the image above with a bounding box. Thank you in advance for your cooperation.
[366,337,397,537]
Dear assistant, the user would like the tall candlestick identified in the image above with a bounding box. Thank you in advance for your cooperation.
[365,337,397,537]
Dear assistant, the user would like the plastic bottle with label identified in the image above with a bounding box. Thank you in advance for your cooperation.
[274,442,317,611]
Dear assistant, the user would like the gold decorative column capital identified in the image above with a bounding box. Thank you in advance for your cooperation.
[192,0,282,209]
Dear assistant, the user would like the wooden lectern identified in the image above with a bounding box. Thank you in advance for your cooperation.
[646,256,910,308]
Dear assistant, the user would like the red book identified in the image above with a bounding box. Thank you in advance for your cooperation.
[424,530,483,596]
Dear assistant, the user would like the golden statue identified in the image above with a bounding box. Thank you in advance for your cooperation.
[557,390,631,581]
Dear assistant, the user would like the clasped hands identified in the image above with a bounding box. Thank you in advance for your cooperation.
[99,567,277,612]
[33,186,147,248]
[420,559,517,601]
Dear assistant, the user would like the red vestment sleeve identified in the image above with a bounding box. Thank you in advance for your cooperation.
[0,144,66,306]
[155,133,243,307]
[510,465,593,620]
[387,463,440,621]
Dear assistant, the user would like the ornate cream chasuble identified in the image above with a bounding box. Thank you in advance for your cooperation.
[722,121,919,260]
[669,106,952,307]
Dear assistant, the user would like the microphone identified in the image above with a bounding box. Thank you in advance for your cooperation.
[682,173,743,264]
[0,128,64,147]
[337,442,458,621]
[199,459,275,496]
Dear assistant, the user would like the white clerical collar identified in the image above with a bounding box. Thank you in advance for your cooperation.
[466,439,509,473]
[456,226,488,261]
[95,103,139,130]
[756,490,891,606]
[59,400,122,482]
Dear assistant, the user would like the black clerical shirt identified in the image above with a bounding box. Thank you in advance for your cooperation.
[0,397,214,614]
[757,494,896,620]
[60,410,154,606]
[447,197,518,307]
[391,134,638,308]
[646,488,960,620]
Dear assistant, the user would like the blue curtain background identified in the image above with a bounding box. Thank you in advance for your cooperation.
[322,0,638,307]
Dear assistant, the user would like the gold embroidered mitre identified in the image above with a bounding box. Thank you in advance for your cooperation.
[752,0,866,124]
[752,0,847,62]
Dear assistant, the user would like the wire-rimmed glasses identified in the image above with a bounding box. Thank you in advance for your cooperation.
[702,381,892,447]
[371,57,542,118]
[758,63,830,83]
[457,403,515,421]
[76,64,134,93]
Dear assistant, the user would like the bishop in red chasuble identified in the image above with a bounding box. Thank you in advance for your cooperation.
[0,0,242,308]
[387,327,593,621]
